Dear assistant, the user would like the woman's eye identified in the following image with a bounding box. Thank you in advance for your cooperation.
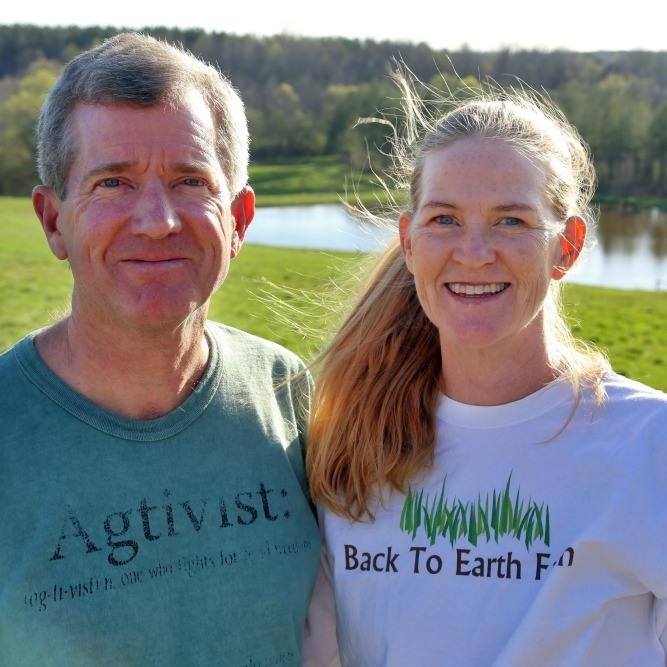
[433,214,456,225]
[500,217,522,226]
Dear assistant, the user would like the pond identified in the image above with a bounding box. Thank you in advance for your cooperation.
[244,204,667,291]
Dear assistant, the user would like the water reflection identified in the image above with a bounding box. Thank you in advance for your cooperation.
[597,208,667,260]
[245,204,395,253]
[245,204,667,291]
[579,207,667,290]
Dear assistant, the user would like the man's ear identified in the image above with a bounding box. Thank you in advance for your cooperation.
[229,185,255,258]
[552,216,586,280]
[32,185,68,260]
[399,212,414,274]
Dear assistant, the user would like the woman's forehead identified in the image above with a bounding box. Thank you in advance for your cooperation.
[418,137,550,211]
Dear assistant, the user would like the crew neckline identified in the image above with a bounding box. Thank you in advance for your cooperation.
[436,379,575,429]
[13,324,225,442]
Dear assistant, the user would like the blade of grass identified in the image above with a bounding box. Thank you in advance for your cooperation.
[525,514,535,550]
[545,506,551,546]
[400,487,413,532]
[491,489,499,542]
[468,503,478,547]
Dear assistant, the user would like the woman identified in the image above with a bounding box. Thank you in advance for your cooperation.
[304,78,667,666]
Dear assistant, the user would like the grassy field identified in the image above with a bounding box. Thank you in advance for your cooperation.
[249,156,400,207]
[1,195,665,390]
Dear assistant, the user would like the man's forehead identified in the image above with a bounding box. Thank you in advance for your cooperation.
[69,90,215,142]
[67,92,221,175]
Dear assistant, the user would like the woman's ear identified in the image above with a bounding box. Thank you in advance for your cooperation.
[552,216,586,280]
[399,212,414,274]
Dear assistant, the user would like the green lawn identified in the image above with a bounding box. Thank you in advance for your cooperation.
[562,285,667,389]
[249,156,400,207]
[1,195,665,390]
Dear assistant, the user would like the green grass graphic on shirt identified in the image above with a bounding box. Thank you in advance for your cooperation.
[399,473,550,551]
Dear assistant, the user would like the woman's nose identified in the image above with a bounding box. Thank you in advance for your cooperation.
[451,226,496,267]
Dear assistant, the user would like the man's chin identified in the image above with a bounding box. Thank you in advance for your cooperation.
[110,295,209,334]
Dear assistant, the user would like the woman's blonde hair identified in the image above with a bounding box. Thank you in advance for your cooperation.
[307,72,609,521]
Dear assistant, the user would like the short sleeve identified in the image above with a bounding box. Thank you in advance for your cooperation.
[303,544,341,667]
[294,366,315,454]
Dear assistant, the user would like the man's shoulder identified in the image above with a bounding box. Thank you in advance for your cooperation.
[0,335,40,420]
[207,321,307,375]
[0,336,28,382]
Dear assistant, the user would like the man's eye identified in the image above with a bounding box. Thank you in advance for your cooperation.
[182,177,206,187]
[100,178,121,188]
[433,214,456,225]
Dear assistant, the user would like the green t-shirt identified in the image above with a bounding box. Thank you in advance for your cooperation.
[0,323,320,666]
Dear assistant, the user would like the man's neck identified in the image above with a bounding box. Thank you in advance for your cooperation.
[34,312,210,420]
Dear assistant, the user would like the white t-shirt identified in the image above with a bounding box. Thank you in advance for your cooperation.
[307,373,667,666]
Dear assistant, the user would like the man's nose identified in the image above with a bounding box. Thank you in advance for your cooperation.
[451,226,496,267]
[130,182,182,238]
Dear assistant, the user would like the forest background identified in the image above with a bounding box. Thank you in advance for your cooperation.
[1,24,667,204]
[1,25,665,390]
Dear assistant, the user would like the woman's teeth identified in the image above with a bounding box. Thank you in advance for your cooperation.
[447,283,509,296]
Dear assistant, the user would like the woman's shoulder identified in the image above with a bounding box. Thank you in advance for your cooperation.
[597,371,667,420]
[588,372,667,473]
[602,371,666,401]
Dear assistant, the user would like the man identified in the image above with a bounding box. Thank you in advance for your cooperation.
[0,33,320,666]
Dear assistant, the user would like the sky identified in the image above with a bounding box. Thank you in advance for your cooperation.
[4,0,665,51]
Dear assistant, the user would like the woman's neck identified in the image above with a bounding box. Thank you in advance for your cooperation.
[440,328,559,406]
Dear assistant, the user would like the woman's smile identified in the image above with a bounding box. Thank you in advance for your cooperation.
[445,282,510,297]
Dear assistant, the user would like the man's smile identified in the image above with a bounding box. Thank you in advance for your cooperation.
[120,257,190,274]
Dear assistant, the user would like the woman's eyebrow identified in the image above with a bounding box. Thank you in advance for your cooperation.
[421,202,538,213]
[493,203,537,212]
[421,200,457,210]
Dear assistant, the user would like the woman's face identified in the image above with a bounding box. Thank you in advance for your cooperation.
[399,137,582,356]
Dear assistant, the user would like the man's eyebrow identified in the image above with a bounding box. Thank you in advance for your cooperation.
[83,161,137,183]
[171,161,215,175]
[82,160,217,184]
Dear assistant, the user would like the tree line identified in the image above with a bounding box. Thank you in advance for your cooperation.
[1,24,666,199]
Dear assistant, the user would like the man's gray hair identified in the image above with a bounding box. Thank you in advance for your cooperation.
[36,32,249,200]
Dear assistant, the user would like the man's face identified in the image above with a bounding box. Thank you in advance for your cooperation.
[35,89,253,332]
